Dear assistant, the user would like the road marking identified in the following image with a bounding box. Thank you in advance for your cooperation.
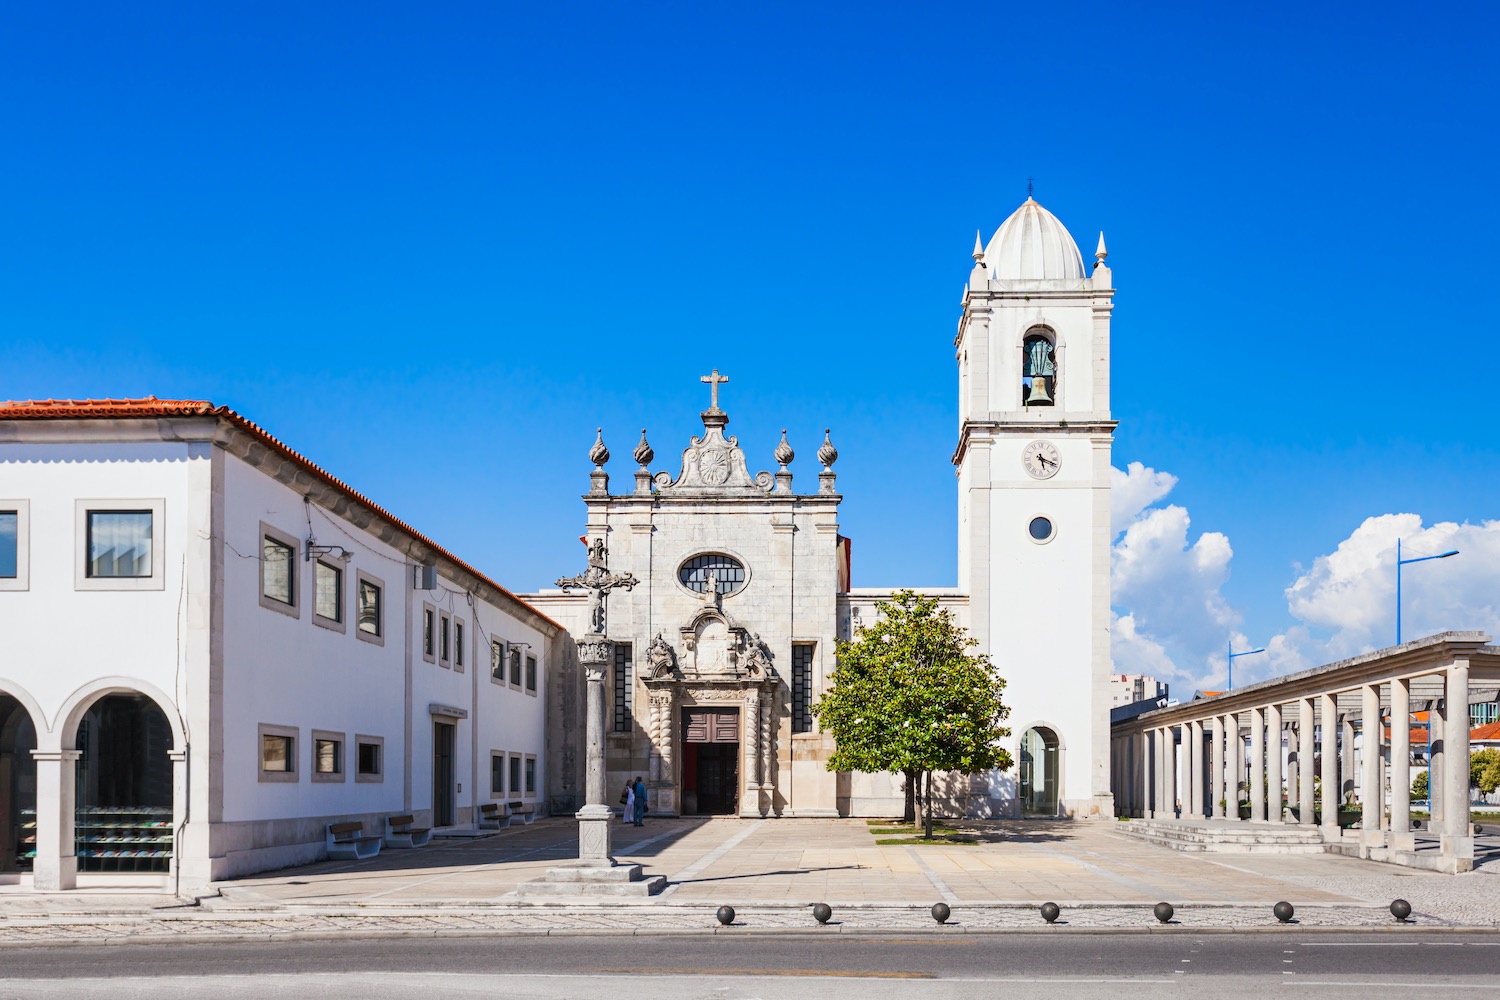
[1286,984,1496,990]
[1299,942,1421,947]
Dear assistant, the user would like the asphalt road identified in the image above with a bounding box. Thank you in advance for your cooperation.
[0,933,1496,999]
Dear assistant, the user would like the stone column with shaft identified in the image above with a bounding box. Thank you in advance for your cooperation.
[1211,716,1226,819]
[1249,707,1266,823]
[1229,713,1244,819]
[1360,684,1383,849]
[575,637,616,863]
[1442,660,1474,870]
[1319,695,1339,839]
[1389,678,1413,853]
[1298,698,1316,826]
[1187,720,1204,819]
[1267,703,1283,823]
[1431,692,1446,829]
[29,750,80,891]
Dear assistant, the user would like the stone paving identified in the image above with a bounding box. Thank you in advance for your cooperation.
[0,817,1496,943]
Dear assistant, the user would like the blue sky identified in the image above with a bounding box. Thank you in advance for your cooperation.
[5,2,1498,689]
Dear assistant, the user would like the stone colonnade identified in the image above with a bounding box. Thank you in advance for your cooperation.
[1109,633,1496,874]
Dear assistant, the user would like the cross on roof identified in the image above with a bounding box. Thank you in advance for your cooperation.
[701,368,729,411]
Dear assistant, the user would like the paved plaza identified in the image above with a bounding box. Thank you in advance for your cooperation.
[1,818,1497,943]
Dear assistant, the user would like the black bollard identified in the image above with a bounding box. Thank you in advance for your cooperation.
[716,905,736,926]
[812,902,833,925]
[1390,899,1412,923]
[1040,902,1060,924]
[931,902,951,924]
[1153,902,1175,924]
[1273,901,1295,923]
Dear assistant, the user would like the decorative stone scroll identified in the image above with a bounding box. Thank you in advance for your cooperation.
[654,410,774,495]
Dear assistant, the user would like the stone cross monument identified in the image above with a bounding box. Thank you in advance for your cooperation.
[519,538,664,896]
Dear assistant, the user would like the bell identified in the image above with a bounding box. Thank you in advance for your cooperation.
[1025,376,1053,406]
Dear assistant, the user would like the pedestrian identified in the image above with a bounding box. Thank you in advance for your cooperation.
[620,780,634,824]
[632,776,647,826]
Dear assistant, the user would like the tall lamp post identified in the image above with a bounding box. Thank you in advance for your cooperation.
[1396,539,1459,646]
[1227,643,1266,691]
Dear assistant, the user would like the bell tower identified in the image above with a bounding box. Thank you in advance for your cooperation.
[955,197,1116,819]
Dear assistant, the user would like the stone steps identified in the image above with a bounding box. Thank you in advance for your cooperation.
[1117,820,1330,854]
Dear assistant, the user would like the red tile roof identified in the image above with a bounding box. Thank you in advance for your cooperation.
[0,397,562,632]
[1473,720,1500,742]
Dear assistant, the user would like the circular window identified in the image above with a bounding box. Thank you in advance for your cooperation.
[678,553,747,596]
[1028,516,1055,542]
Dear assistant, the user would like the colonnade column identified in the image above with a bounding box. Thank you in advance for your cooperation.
[1341,715,1356,804]
[1151,728,1165,818]
[1430,693,1446,829]
[1249,707,1266,822]
[1442,660,1473,870]
[1211,716,1226,819]
[1229,713,1244,819]
[1319,694,1339,839]
[1360,684,1382,846]
[1389,678,1413,853]
[1298,698,1316,826]
[1187,721,1204,819]
[1287,722,1299,809]
[1266,703,1283,823]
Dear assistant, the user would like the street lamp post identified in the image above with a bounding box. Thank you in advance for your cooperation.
[1227,642,1266,691]
[1395,539,1459,646]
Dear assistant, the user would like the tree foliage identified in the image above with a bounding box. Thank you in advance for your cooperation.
[1472,748,1500,796]
[812,590,1012,836]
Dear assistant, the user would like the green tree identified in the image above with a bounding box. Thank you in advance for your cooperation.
[812,590,1012,839]
[1472,748,1500,796]
[1411,768,1429,801]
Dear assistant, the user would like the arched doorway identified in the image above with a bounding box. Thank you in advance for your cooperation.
[1,695,38,877]
[74,694,173,874]
[1019,726,1061,817]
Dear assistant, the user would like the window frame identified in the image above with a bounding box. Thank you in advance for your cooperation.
[524,754,537,797]
[613,642,633,733]
[422,603,437,663]
[509,646,523,689]
[311,729,346,783]
[454,618,465,672]
[508,753,522,798]
[490,639,506,685]
[439,612,452,667]
[74,498,166,591]
[490,751,506,798]
[355,571,385,645]
[312,558,347,632]
[258,522,301,617]
[791,642,815,734]
[0,500,31,592]
[355,734,384,783]
[525,653,538,696]
[258,723,299,783]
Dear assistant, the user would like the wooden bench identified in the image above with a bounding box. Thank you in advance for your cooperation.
[384,814,432,848]
[479,802,511,830]
[326,821,382,860]
[507,800,536,825]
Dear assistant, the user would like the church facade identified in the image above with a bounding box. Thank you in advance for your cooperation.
[527,196,1117,821]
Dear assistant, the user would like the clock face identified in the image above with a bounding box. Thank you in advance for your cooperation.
[1021,440,1061,480]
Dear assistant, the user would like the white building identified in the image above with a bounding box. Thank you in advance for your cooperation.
[1112,674,1169,708]
[0,399,568,891]
[528,195,1118,820]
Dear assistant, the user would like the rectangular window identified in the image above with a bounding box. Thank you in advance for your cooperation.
[491,753,504,795]
[525,654,538,694]
[262,735,293,772]
[509,754,521,796]
[0,511,17,578]
[357,578,382,636]
[314,737,342,774]
[613,643,633,733]
[491,640,505,681]
[423,607,435,660]
[315,560,342,622]
[440,614,451,663]
[792,643,815,733]
[355,736,383,782]
[509,647,522,686]
[524,756,536,795]
[262,536,295,605]
[454,621,465,669]
[87,510,153,578]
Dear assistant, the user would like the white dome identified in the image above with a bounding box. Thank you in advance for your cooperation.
[983,197,1086,280]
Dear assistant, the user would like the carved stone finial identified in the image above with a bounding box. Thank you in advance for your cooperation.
[972,229,985,263]
[774,429,794,470]
[589,428,610,468]
[1095,231,1108,267]
[817,428,839,470]
[633,428,653,469]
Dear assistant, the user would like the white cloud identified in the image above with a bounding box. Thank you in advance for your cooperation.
[1109,467,1500,699]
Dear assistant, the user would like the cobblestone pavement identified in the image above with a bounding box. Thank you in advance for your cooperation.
[1,817,1495,943]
